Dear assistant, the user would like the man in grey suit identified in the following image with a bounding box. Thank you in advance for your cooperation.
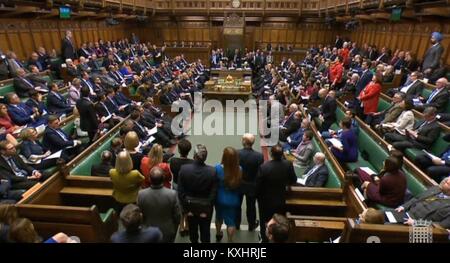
[395,176,450,229]
[137,167,182,243]
[422,32,444,78]
[301,152,329,187]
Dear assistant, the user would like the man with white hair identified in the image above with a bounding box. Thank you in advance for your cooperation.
[415,77,449,113]
[395,176,450,229]
[299,152,329,187]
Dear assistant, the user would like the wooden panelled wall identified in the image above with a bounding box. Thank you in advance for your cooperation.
[132,22,339,50]
[349,21,450,66]
[0,19,130,60]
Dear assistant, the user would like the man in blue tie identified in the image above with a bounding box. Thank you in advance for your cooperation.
[42,115,84,159]
[7,93,43,127]
[415,78,449,113]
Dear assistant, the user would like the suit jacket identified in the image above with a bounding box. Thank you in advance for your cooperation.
[20,140,47,159]
[91,163,112,177]
[356,70,373,96]
[13,76,35,97]
[137,186,182,242]
[360,82,381,114]
[42,126,75,153]
[421,88,449,113]
[0,155,35,189]
[47,91,72,114]
[382,103,404,123]
[238,148,264,196]
[76,97,98,133]
[366,170,406,208]
[256,159,297,211]
[402,185,450,228]
[304,164,329,187]
[61,37,76,60]
[422,43,444,70]
[25,99,48,116]
[177,161,217,210]
[7,103,34,126]
[399,80,424,100]
[411,119,441,149]
[321,96,337,123]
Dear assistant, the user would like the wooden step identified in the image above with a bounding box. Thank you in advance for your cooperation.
[286,199,346,207]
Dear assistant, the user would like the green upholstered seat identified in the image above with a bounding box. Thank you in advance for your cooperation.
[377,98,391,112]
[100,208,116,223]
[0,84,15,97]
[70,132,118,176]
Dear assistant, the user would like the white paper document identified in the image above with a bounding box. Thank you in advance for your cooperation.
[354,188,365,201]
[422,150,438,160]
[328,138,343,149]
[147,126,158,136]
[297,177,307,185]
[44,150,62,160]
[385,211,397,223]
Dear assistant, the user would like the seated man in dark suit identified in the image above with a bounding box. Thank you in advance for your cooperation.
[385,107,441,153]
[0,141,43,192]
[42,115,84,158]
[386,71,424,100]
[25,90,49,120]
[415,133,450,183]
[46,83,73,115]
[13,68,36,98]
[415,78,449,113]
[279,111,302,142]
[28,65,49,91]
[104,88,128,118]
[394,176,450,229]
[7,93,45,127]
[91,150,113,177]
[299,152,329,187]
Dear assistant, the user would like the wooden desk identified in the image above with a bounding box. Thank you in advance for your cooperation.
[210,69,252,79]
[203,78,252,102]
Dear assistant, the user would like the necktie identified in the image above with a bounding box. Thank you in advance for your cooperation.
[101,102,111,116]
[15,105,27,115]
[109,97,118,108]
[21,77,34,88]
[7,157,27,177]
[416,121,428,132]
[55,129,68,142]
[304,165,319,178]
[426,89,440,104]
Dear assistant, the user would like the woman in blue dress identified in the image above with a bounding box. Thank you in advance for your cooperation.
[215,147,242,243]
[331,117,358,163]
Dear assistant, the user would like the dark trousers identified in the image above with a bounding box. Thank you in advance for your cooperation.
[88,129,98,144]
[415,154,450,182]
[320,119,335,132]
[236,193,257,229]
[258,202,285,243]
[384,132,420,152]
[187,214,211,243]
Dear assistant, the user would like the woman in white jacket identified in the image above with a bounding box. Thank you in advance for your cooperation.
[379,99,415,135]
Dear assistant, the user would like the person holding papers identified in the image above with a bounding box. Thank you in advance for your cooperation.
[415,133,450,182]
[42,115,84,159]
[298,152,329,187]
[19,127,64,170]
[361,156,407,208]
[330,117,358,163]
[392,176,450,229]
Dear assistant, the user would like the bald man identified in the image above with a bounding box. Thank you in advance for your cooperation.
[415,78,449,113]
[236,133,264,231]
[300,152,329,187]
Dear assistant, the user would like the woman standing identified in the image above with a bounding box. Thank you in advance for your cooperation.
[358,74,382,121]
[140,144,172,189]
[215,147,242,243]
[110,151,144,210]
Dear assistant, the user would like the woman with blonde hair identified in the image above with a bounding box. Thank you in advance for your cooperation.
[110,150,144,208]
[123,131,144,171]
[215,147,242,243]
[140,144,172,189]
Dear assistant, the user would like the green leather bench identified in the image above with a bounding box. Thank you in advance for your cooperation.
[332,107,427,198]
[70,132,119,176]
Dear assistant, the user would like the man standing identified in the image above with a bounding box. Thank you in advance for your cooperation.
[256,144,297,242]
[178,144,217,243]
[422,32,444,78]
[138,167,181,243]
[237,133,264,231]
[61,30,76,60]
